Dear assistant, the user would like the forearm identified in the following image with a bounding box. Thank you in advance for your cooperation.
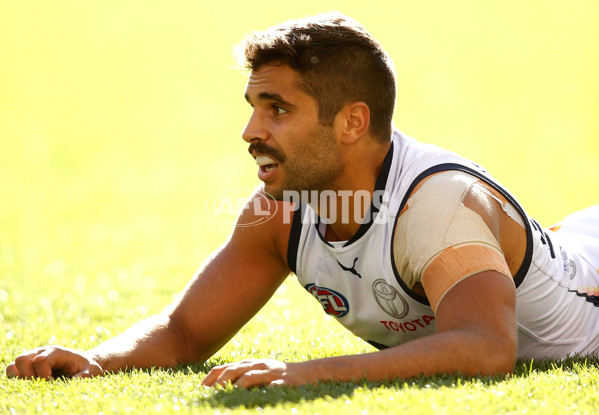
[86,313,193,373]
[201,326,516,388]
[295,329,515,383]
[313,271,518,383]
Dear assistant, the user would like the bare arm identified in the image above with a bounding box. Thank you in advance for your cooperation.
[203,173,521,387]
[202,269,517,387]
[5,193,291,379]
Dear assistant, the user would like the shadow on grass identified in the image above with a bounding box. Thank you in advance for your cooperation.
[513,355,599,376]
[170,355,599,409]
[197,380,363,409]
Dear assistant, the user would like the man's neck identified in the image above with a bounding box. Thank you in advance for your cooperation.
[312,140,391,242]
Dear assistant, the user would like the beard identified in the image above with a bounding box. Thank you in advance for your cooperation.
[265,124,344,201]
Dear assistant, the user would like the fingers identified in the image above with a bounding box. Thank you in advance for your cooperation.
[201,364,225,386]
[73,361,103,378]
[202,360,286,389]
[5,362,19,378]
[5,346,103,380]
[73,368,95,379]
[12,349,43,379]
[31,350,55,380]
[233,369,274,389]
[202,363,246,387]
[203,365,267,388]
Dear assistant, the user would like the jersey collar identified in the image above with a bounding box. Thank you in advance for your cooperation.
[315,141,395,248]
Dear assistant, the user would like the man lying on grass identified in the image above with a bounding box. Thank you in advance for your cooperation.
[6,12,599,388]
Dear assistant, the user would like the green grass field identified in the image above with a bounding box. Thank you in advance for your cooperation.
[1,1,598,414]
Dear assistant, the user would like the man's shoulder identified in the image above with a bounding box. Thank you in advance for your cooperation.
[393,169,512,295]
[402,170,478,213]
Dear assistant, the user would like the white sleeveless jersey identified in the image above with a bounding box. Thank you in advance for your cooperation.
[287,128,599,360]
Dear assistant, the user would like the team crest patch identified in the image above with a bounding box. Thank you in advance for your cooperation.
[305,283,350,318]
[372,279,409,319]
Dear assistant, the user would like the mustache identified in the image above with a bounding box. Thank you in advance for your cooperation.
[248,142,286,163]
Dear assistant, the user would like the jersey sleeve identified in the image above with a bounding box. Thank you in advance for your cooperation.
[393,171,513,313]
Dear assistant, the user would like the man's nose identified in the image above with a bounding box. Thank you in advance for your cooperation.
[242,112,268,143]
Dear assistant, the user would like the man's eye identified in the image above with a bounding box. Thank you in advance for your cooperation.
[273,106,288,116]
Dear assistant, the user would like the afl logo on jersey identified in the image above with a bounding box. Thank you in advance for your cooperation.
[305,283,350,318]
[372,279,409,319]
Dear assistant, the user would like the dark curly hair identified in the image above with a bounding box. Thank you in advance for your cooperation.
[241,12,396,142]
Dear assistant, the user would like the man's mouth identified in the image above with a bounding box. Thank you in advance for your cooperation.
[255,155,280,182]
[255,155,279,172]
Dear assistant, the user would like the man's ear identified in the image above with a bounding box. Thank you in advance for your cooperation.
[335,101,371,144]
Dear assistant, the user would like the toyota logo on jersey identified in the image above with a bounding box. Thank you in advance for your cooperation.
[305,283,350,318]
[372,279,409,319]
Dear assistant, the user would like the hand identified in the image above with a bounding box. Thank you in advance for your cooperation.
[201,359,309,388]
[5,346,103,380]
